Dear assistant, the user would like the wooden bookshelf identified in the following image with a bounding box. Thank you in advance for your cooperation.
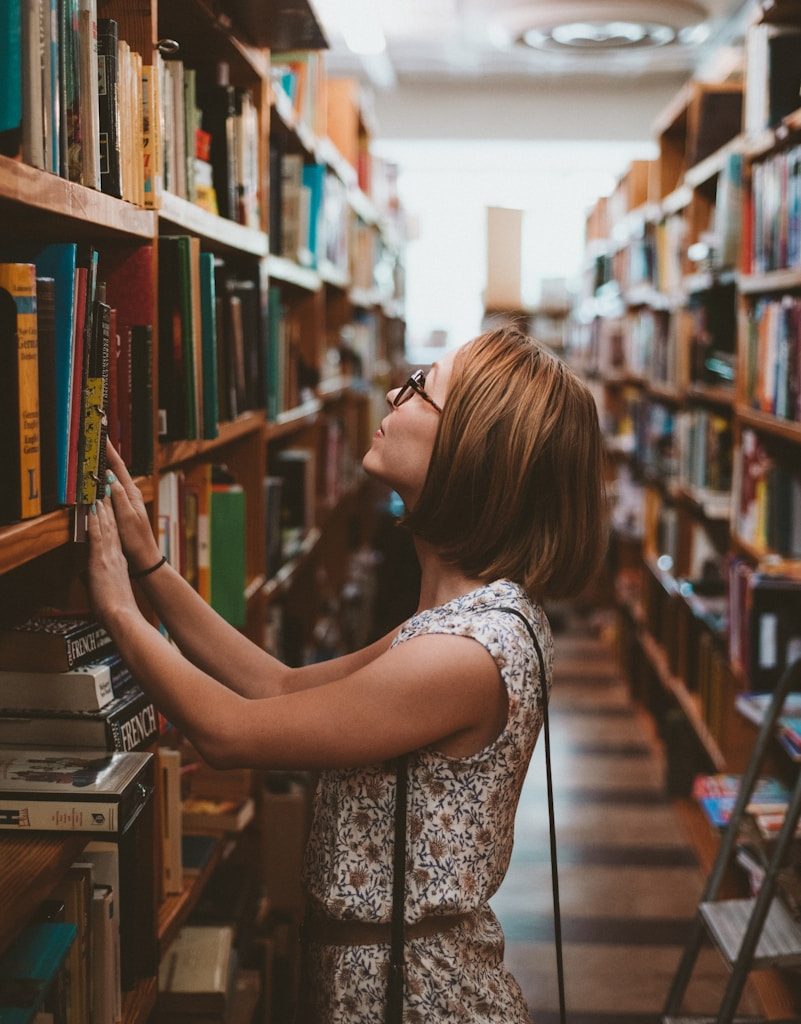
[318,259,351,290]
[265,399,323,440]
[686,383,736,408]
[157,837,226,957]
[261,528,322,605]
[0,834,88,958]
[0,155,155,239]
[158,412,267,471]
[739,268,801,294]
[159,191,268,257]
[122,974,158,1024]
[684,134,746,190]
[267,255,322,291]
[646,382,686,404]
[736,405,801,444]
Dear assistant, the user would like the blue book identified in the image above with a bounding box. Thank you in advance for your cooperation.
[301,163,326,269]
[0,921,76,1024]
[0,0,22,156]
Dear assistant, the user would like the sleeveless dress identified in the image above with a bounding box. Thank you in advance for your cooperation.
[301,578,553,1023]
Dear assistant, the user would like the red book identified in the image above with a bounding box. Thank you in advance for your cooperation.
[66,267,88,504]
[118,325,133,465]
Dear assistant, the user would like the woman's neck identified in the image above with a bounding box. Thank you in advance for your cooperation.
[413,537,486,613]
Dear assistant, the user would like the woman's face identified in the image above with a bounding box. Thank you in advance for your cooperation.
[362,346,458,506]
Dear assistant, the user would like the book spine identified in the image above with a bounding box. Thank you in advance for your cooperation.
[78,0,99,189]
[65,623,111,667]
[97,18,121,198]
[0,800,118,831]
[0,1,22,158]
[0,263,41,521]
[108,693,158,751]
[21,0,45,168]
[0,663,112,711]
[36,276,58,513]
[130,324,153,474]
[141,62,159,208]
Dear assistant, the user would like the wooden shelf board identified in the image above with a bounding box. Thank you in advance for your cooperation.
[0,833,88,958]
[736,405,801,445]
[244,574,267,603]
[661,184,693,216]
[639,629,726,771]
[261,528,322,604]
[317,377,351,402]
[643,553,681,596]
[676,485,732,524]
[739,268,801,294]
[0,156,155,238]
[318,260,351,290]
[602,371,646,387]
[349,286,382,309]
[158,413,266,471]
[122,973,158,1024]
[0,508,72,575]
[647,382,686,404]
[158,836,225,957]
[686,383,736,408]
[265,400,322,441]
[267,255,321,291]
[159,192,268,257]
[684,135,746,190]
[730,531,801,576]
[347,187,380,226]
[744,104,801,159]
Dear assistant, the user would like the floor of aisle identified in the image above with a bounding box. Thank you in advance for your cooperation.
[492,611,760,1024]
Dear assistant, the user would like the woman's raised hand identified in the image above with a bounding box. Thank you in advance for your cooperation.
[104,442,162,574]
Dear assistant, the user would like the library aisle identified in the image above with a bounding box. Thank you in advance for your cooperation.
[493,611,760,1023]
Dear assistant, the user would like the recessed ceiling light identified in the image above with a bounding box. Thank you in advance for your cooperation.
[478,0,709,54]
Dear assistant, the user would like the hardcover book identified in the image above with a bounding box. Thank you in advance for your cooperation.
[158,925,235,1015]
[0,652,132,712]
[0,684,158,752]
[0,749,153,834]
[0,616,111,673]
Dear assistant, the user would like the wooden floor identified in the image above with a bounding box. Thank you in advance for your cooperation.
[492,611,760,1024]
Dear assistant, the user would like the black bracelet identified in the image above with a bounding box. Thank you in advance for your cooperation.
[129,555,167,580]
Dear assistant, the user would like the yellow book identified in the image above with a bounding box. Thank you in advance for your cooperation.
[0,263,41,521]
[142,62,162,209]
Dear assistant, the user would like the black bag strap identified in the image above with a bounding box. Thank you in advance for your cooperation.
[493,605,566,1024]
[387,604,566,1024]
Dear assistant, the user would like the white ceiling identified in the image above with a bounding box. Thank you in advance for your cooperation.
[316,0,751,87]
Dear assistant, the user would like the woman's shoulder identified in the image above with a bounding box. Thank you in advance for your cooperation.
[395,578,551,656]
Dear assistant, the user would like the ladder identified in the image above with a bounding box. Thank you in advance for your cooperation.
[662,657,801,1024]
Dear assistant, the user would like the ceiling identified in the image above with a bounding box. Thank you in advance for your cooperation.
[314,0,752,88]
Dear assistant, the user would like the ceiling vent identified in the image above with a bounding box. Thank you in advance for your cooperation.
[484,0,709,52]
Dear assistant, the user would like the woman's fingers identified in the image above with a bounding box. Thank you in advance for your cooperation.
[106,442,138,498]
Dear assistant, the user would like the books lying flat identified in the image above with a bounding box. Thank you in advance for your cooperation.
[735,691,801,727]
[693,773,791,828]
[0,652,133,712]
[0,617,111,672]
[158,925,234,1015]
[0,921,76,1024]
[0,685,158,752]
[182,796,255,834]
[0,749,153,832]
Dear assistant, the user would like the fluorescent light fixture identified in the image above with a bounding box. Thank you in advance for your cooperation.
[335,0,387,55]
[523,20,676,50]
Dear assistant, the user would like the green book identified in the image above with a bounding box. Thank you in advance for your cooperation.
[210,483,246,627]
[0,921,76,1024]
[0,0,22,156]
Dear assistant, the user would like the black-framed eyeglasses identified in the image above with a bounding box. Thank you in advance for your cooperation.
[392,369,442,413]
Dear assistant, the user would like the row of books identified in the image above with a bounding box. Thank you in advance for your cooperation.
[733,429,801,558]
[728,559,801,693]
[0,245,153,525]
[676,407,732,496]
[745,296,801,423]
[693,772,792,832]
[688,281,737,388]
[0,4,153,204]
[269,146,325,268]
[271,51,327,142]
[160,57,260,227]
[737,692,801,761]
[749,144,801,275]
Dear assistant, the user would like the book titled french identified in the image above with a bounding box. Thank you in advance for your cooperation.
[0,616,112,673]
[0,748,153,833]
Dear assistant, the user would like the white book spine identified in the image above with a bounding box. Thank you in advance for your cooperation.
[0,800,118,831]
[0,664,113,711]
[22,0,45,169]
[78,0,101,189]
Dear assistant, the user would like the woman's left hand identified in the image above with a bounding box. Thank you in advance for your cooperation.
[87,497,140,628]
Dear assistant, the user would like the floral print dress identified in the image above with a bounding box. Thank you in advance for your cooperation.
[301,578,553,1023]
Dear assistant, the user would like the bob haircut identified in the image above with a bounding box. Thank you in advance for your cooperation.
[404,325,608,601]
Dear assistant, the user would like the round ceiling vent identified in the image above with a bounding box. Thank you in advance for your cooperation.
[485,0,709,52]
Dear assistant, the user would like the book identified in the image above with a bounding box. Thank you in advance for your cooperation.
[0,653,132,712]
[35,277,58,514]
[77,0,100,190]
[735,691,801,728]
[51,863,93,1024]
[97,18,121,198]
[91,884,116,1024]
[693,773,792,828]
[0,617,111,673]
[0,922,76,1023]
[21,0,45,170]
[0,0,22,158]
[0,749,153,833]
[158,925,235,1015]
[210,477,246,627]
[82,846,122,1010]
[158,747,183,897]
[182,795,255,834]
[0,684,159,752]
[200,252,219,440]
[0,262,41,524]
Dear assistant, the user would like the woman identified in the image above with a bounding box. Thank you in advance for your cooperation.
[88,325,607,1023]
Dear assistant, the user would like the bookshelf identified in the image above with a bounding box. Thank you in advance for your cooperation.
[0,0,407,1019]
[572,7,801,1011]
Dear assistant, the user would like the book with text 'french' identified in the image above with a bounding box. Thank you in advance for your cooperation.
[0,616,111,673]
[0,921,76,1024]
[0,262,41,525]
[0,684,159,752]
[0,749,153,834]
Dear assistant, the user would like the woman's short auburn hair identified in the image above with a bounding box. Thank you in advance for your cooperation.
[404,325,608,601]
